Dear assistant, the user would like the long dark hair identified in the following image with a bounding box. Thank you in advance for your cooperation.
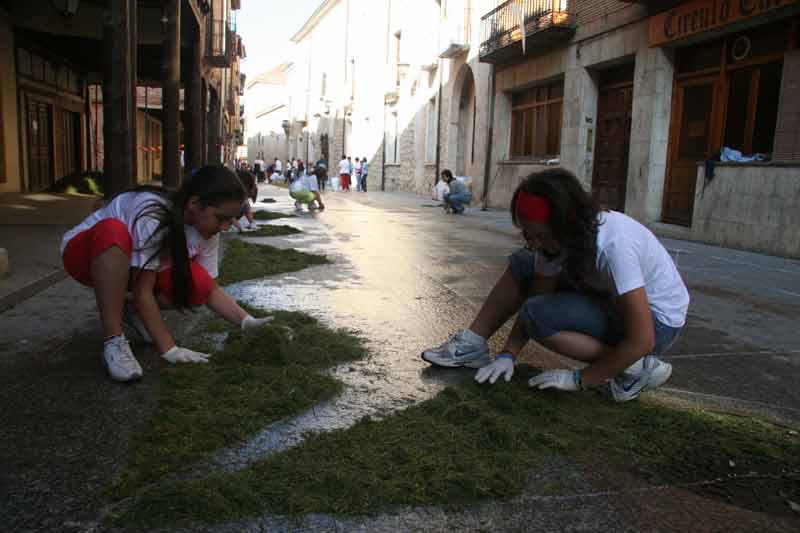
[237,170,258,202]
[510,168,602,283]
[132,165,246,310]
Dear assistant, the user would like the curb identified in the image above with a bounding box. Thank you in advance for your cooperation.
[0,270,68,314]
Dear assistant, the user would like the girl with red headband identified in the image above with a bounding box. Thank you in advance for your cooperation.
[422,168,689,402]
[61,166,275,382]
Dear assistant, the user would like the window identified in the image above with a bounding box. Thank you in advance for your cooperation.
[385,112,399,163]
[723,61,783,154]
[509,80,563,158]
[426,98,437,162]
[676,20,790,156]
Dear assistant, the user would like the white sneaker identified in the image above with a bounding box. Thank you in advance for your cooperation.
[122,299,153,344]
[421,329,491,368]
[102,335,143,382]
[606,355,672,402]
[294,201,303,211]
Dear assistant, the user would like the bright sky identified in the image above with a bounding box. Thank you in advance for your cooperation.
[236,0,323,79]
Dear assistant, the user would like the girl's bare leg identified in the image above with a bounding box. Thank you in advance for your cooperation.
[90,246,130,338]
[467,267,526,339]
[538,331,610,363]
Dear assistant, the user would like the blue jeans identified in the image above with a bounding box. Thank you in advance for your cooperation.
[444,192,472,213]
[508,248,682,354]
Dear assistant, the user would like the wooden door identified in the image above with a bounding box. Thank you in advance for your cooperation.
[60,110,81,178]
[592,82,633,212]
[27,98,53,191]
[663,77,719,225]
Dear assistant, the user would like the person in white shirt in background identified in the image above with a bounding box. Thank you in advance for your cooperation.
[60,166,275,382]
[338,155,351,191]
[289,171,326,212]
[422,167,689,403]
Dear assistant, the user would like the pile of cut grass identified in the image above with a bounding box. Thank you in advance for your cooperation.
[110,308,367,502]
[218,238,329,285]
[253,210,295,221]
[246,224,301,238]
[117,364,800,528]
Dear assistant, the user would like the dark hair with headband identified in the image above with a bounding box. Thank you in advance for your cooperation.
[510,167,603,282]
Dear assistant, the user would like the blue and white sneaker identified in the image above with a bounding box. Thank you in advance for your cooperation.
[606,355,673,402]
[421,329,491,368]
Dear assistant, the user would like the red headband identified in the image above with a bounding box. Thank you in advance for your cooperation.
[516,190,551,223]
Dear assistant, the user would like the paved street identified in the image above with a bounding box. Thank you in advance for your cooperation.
[2,184,799,531]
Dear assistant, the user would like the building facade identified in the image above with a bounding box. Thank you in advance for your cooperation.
[277,0,800,257]
[244,63,291,166]
[0,0,245,196]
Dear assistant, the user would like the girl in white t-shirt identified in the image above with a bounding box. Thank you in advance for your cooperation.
[61,166,274,382]
[422,168,689,402]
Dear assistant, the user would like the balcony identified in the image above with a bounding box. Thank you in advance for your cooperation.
[205,19,232,68]
[439,8,472,59]
[480,0,576,64]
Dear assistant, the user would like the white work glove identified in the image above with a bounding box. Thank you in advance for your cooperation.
[241,314,274,331]
[161,346,211,364]
[474,354,515,384]
[528,369,582,392]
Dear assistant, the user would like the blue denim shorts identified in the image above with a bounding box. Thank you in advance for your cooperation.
[509,248,682,353]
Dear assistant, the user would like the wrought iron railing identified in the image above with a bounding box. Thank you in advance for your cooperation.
[205,18,232,68]
[480,0,576,58]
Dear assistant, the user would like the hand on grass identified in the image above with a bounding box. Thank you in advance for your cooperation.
[161,346,211,364]
[241,314,275,331]
[528,369,580,392]
[474,354,515,384]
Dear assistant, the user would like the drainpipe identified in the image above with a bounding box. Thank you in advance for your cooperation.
[481,64,496,211]
[381,0,391,191]
[342,0,350,157]
[434,0,443,185]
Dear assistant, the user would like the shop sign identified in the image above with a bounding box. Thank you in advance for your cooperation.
[649,0,800,46]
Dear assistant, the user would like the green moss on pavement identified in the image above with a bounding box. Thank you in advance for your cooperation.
[217,239,329,285]
[111,309,367,502]
[117,365,800,527]
[246,224,301,238]
[253,210,295,220]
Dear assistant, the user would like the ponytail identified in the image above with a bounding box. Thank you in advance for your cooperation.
[131,165,246,310]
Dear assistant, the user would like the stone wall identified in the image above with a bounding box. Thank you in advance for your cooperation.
[691,164,800,258]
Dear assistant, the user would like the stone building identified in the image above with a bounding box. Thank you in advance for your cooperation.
[244,62,291,166]
[478,0,799,257]
[278,0,800,257]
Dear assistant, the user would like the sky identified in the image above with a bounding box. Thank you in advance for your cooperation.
[235,0,323,79]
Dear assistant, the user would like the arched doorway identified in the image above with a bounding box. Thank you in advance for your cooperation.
[450,64,476,178]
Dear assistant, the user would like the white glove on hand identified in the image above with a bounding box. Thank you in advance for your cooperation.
[528,369,581,392]
[474,354,515,384]
[161,346,211,364]
[241,314,274,331]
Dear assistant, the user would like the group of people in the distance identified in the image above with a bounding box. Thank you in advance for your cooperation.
[61,163,688,407]
[336,155,369,192]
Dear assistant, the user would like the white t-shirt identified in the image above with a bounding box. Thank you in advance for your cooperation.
[274,159,282,172]
[534,211,689,327]
[338,159,350,175]
[433,180,450,201]
[289,174,319,193]
[61,191,220,278]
